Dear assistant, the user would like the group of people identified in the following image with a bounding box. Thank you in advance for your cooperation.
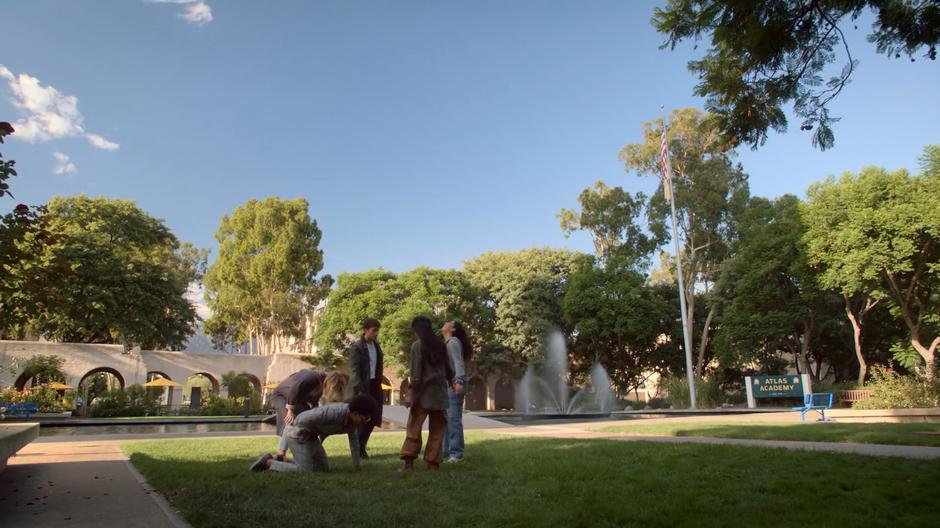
[249,315,473,473]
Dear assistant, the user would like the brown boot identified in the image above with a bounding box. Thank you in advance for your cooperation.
[426,462,439,471]
[399,460,414,473]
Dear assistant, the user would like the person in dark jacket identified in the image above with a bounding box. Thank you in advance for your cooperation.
[399,315,455,472]
[270,369,326,461]
[250,394,379,473]
[348,317,384,458]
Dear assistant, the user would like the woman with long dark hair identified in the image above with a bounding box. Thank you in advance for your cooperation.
[399,315,455,471]
[442,320,473,462]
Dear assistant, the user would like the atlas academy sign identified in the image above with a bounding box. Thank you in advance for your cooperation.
[744,374,813,408]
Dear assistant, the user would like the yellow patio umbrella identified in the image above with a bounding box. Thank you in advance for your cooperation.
[44,381,76,391]
[263,382,280,390]
[380,383,397,391]
[143,378,182,388]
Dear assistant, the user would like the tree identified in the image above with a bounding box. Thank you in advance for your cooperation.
[464,248,592,370]
[620,108,750,376]
[654,1,940,150]
[19,355,66,386]
[313,267,482,369]
[221,371,255,399]
[803,148,940,380]
[563,257,676,395]
[559,181,657,266]
[203,197,332,355]
[715,195,848,380]
[0,203,50,336]
[0,196,205,349]
[0,121,16,199]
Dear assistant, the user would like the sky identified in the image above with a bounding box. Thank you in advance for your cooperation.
[3,0,939,285]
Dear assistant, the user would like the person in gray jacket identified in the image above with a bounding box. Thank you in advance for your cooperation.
[250,394,378,473]
[399,315,455,472]
[442,320,473,462]
[270,369,326,461]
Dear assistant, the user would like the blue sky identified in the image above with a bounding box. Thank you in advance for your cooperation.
[3,1,939,282]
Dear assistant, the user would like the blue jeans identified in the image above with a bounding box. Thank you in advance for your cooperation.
[443,387,465,459]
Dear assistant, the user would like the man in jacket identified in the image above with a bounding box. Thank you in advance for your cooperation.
[348,317,384,458]
[270,369,326,461]
[250,394,378,472]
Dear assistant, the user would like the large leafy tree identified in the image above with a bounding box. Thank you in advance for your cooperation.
[803,147,940,380]
[559,181,657,266]
[654,1,940,150]
[0,196,204,349]
[715,195,848,381]
[313,267,482,370]
[464,248,591,371]
[0,121,16,199]
[620,108,750,375]
[203,197,331,355]
[563,257,676,395]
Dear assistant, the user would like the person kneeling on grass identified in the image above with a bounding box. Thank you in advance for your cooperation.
[250,394,379,473]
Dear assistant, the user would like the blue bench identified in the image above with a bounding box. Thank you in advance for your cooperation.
[0,402,38,419]
[792,393,833,422]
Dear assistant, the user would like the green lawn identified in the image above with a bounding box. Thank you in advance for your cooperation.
[599,421,940,447]
[124,432,940,527]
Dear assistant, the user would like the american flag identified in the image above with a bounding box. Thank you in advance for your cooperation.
[660,125,673,203]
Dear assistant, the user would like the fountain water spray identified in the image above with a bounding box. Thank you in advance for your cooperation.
[515,329,613,415]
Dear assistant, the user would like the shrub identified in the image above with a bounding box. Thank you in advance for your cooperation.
[89,385,159,417]
[0,385,64,413]
[666,375,730,409]
[853,366,940,409]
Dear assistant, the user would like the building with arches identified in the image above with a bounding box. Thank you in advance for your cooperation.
[2,340,524,411]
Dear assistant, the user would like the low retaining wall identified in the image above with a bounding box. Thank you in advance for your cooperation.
[0,423,39,473]
[827,407,940,423]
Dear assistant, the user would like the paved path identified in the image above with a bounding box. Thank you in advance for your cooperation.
[0,439,188,528]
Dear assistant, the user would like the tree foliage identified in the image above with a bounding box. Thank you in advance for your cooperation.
[203,197,331,355]
[654,0,940,150]
[20,354,66,386]
[221,371,255,399]
[716,195,848,379]
[563,257,677,393]
[313,267,482,370]
[621,108,750,375]
[0,121,16,199]
[802,147,940,379]
[559,181,657,266]
[0,196,205,349]
[464,248,592,371]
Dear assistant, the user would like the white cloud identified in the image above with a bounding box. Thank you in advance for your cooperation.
[0,64,120,150]
[180,2,213,26]
[53,151,77,175]
[148,1,213,26]
[86,133,120,151]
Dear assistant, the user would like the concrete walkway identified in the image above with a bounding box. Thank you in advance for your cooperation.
[0,439,188,528]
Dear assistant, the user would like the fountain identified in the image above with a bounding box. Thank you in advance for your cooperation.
[515,330,613,418]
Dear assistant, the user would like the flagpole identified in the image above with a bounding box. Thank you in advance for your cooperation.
[660,105,697,409]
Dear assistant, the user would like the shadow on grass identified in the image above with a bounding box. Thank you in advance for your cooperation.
[124,433,940,528]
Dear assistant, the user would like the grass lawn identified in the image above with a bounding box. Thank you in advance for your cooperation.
[599,421,940,447]
[123,431,940,527]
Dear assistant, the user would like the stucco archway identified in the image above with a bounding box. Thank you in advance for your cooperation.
[466,375,487,411]
[494,377,514,410]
